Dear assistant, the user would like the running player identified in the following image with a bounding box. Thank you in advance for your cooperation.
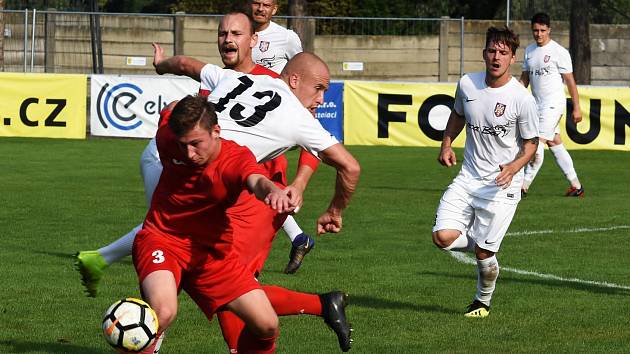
[432,27,539,318]
[520,12,584,197]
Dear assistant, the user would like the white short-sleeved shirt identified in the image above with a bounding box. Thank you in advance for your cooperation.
[200,64,337,163]
[252,21,303,74]
[452,72,539,203]
[522,40,573,108]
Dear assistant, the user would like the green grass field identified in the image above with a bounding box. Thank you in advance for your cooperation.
[1,137,629,353]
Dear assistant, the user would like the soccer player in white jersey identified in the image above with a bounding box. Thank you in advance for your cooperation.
[520,12,584,197]
[250,0,303,73]
[432,27,539,318]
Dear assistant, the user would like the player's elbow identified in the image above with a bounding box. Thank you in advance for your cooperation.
[342,158,361,181]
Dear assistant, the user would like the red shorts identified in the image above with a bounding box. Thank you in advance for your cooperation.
[263,155,288,185]
[228,191,287,277]
[133,229,261,319]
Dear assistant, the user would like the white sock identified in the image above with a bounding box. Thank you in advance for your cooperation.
[443,232,475,253]
[549,144,581,189]
[97,224,141,265]
[475,255,500,306]
[282,215,304,242]
[522,142,545,190]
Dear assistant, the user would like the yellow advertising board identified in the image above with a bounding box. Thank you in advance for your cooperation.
[344,80,630,151]
[0,73,87,139]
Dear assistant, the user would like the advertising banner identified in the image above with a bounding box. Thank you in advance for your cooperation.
[344,81,630,151]
[344,81,458,147]
[0,73,87,139]
[317,81,344,141]
[90,75,199,138]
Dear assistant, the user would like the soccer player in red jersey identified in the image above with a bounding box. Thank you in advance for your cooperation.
[134,95,296,354]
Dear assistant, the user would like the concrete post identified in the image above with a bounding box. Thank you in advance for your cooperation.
[0,0,4,71]
[439,16,449,82]
[174,11,185,56]
[45,9,56,73]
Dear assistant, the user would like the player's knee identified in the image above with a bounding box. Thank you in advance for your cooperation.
[432,230,453,249]
[251,314,279,338]
[152,303,177,331]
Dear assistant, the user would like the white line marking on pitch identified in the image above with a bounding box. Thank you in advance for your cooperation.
[448,251,630,291]
[507,225,630,237]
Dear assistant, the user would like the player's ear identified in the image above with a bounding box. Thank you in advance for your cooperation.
[288,73,300,89]
[250,32,258,49]
[212,124,221,137]
[271,3,278,16]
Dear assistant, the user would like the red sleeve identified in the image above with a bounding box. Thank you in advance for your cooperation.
[158,107,172,128]
[298,149,320,171]
[222,141,269,189]
[198,88,210,97]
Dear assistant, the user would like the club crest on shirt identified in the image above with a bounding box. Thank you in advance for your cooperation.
[494,102,506,117]
[544,55,550,63]
[259,41,270,52]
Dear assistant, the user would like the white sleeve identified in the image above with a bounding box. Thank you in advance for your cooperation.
[518,94,540,140]
[199,64,225,91]
[557,47,573,74]
[294,110,338,156]
[285,30,303,60]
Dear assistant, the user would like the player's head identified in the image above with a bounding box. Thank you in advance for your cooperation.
[169,95,221,166]
[249,0,278,29]
[530,12,551,46]
[280,52,330,116]
[218,12,258,70]
[483,27,519,82]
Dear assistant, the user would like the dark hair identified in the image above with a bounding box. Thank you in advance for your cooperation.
[485,26,520,55]
[221,11,256,35]
[531,12,551,27]
[168,95,217,137]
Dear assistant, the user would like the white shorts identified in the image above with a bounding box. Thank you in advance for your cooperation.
[538,105,563,141]
[139,137,163,206]
[432,183,518,253]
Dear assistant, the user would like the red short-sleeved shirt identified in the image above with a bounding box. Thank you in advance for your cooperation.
[142,109,268,256]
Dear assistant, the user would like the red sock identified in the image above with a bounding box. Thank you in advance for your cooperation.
[262,285,322,316]
[137,331,164,354]
[218,310,246,353]
[236,328,277,354]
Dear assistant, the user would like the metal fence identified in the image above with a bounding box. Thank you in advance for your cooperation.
[0,10,465,81]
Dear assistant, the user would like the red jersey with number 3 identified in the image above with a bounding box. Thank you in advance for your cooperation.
[142,109,268,257]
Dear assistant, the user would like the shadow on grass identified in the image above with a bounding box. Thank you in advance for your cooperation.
[418,271,630,296]
[0,339,108,354]
[368,185,444,193]
[349,294,460,315]
[32,250,133,265]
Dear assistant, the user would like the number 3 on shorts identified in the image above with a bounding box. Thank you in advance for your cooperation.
[152,250,165,264]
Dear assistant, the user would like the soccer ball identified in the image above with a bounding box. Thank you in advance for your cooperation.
[102,297,159,353]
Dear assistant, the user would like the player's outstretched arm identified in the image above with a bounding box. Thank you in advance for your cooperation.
[496,137,539,189]
[247,174,296,214]
[561,72,582,124]
[152,42,205,82]
[438,110,465,167]
[317,144,361,235]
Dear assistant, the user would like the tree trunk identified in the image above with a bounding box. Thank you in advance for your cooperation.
[570,0,591,84]
[287,0,314,52]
